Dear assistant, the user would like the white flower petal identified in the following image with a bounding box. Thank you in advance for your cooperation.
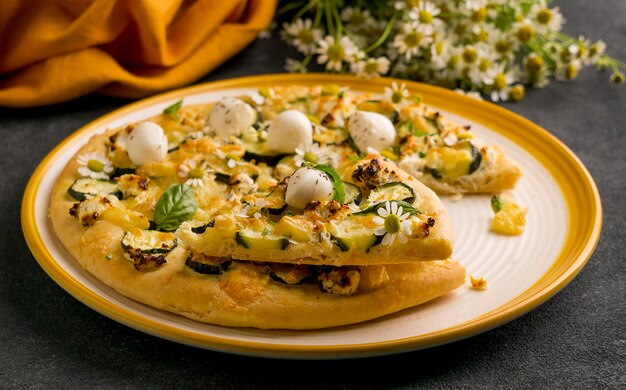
[372,216,384,225]
[374,227,387,236]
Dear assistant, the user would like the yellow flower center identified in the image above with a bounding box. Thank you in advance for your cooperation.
[87,159,104,172]
[471,7,487,23]
[418,11,433,24]
[384,214,401,234]
[447,55,459,69]
[495,40,511,54]
[516,25,535,43]
[391,91,403,104]
[403,31,422,48]
[537,8,552,24]
[350,12,365,25]
[565,63,578,80]
[526,56,544,73]
[304,151,318,163]
[297,29,313,45]
[462,47,478,64]
[435,41,444,55]
[327,43,345,62]
[189,167,204,179]
[364,61,380,74]
[508,85,525,102]
[494,74,507,90]
[475,29,489,42]
[406,0,419,8]
[479,58,491,72]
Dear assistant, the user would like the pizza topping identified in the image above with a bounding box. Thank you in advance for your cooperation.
[185,252,231,275]
[372,201,413,246]
[347,111,396,153]
[208,97,256,137]
[68,178,121,201]
[116,174,149,198]
[235,230,290,251]
[285,167,334,209]
[424,140,482,182]
[153,184,198,232]
[69,195,118,226]
[470,274,488,290]
[121,229,177,254]
[318,266,360,296]
[267,263,312,285]
[126,121,168,166]
[76,152,114,180]
[491,194,527,235]
[366,182,416,205]
[267,110,313,153]
[342,182,363,205]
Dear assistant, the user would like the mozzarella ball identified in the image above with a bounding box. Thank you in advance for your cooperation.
[285,167,334,209]
[347,111,396,153]
[126,121,168,166]
[267,110,313,153]
[208,97,256,137]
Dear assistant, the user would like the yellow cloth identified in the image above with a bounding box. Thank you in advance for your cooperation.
[0,0,277,107]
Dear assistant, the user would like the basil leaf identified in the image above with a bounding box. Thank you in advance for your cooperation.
[163,99,183,119]
[315,164,345,203]
[154,184,198,231]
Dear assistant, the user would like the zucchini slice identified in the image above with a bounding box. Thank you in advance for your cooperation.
[191,220,215,234]
[332,218,380,251]
[267,263,312,285]
[235,230,290,250]
[68,178,121,201]
[121,230,177,254]
[424,140,482,181]
[366,182,416,205]
[241,139,286,166]
[261,187,288,215]
[185,253,231,275]
[343,182,363,205]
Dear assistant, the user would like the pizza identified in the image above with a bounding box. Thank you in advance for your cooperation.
[49,83,519,329]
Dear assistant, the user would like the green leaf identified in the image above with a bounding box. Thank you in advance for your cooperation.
[315,164,345,203]
[163,100,183,119]
[154,184,198,231]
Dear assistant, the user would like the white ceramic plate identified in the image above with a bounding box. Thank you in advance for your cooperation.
[22,74,601,358]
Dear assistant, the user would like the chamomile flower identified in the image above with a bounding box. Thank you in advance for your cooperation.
[285,58,307,73]
[429,38,452,70]
[555,60,581,81]
[178,159,210,188]
[236,198,268,219]
[384,82,410,104]
[352,56,391,79]
[482,63,518,101]
[77,152,114,180]
[294,143,338,167]
[316,35,358,72]
[392,23,433,61]
[464,0,487,11]
[282,19,323,55]
[489,30,519,62]
[341,7,374,32]
[408,1,442,35]
[373,201,413,246]
[529,5,564,34]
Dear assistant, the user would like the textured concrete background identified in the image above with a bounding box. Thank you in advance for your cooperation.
[1,0,624,388]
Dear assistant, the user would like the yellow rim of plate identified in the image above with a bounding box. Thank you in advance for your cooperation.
[21,74,602,358]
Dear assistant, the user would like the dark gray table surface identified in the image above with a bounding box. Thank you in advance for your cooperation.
[1,1,624,388]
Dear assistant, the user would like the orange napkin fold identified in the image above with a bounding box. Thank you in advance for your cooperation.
[0,0,277,107]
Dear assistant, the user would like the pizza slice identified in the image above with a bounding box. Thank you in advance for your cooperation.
[259,85,522,195]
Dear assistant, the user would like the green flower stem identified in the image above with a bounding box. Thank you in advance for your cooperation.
[313,2,323,27]
[332,1,343,39]
[325,0,335,37]
[292,0,318,22]
[277,0,307,17]
[364,13,397,53]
